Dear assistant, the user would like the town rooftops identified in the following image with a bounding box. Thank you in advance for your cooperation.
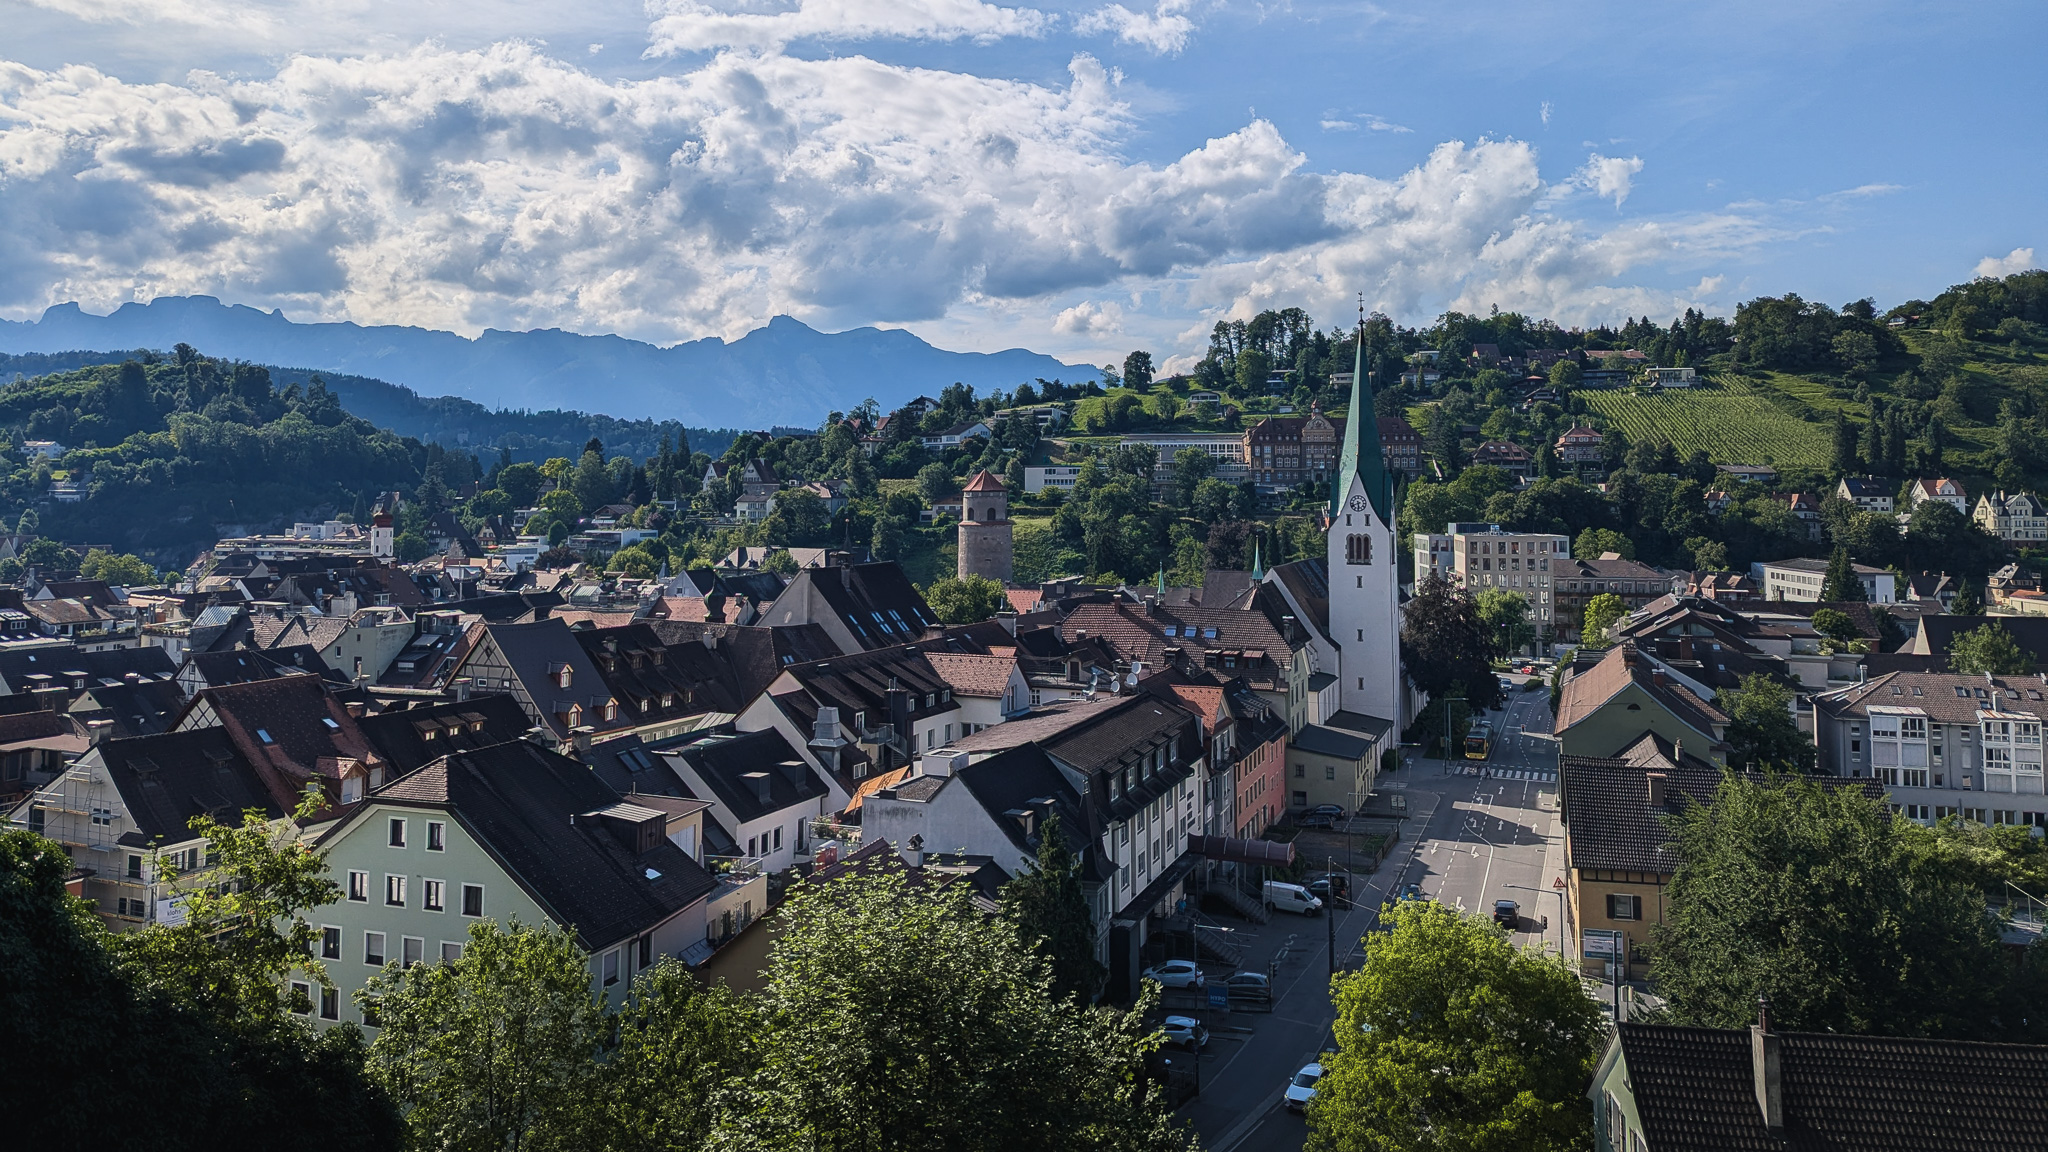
[924,651,1018,700]
[664,728,830,825]
[1560,732,1724,874]
[356,693,535,776]
[358,739,716,951]
[962,469,1005,492]
[1813,670,2048,725]
[1555,642,1728,739]
[1609,1021,2048,1151]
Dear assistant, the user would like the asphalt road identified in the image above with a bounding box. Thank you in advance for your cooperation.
[1193,686,1563,1151]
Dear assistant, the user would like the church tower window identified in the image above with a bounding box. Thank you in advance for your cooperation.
[1345,534,1372,565]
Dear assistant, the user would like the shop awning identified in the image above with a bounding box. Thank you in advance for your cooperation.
[1187,834,1294,867]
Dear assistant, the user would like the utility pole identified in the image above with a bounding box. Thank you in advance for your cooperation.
[1327,853,1338,978]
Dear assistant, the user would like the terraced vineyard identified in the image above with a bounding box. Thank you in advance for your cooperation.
[1580,376,1833,470]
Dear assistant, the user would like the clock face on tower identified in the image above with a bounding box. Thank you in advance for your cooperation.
[1347,494,1369,512]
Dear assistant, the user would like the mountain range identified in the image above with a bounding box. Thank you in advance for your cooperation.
[0,297,1095,427]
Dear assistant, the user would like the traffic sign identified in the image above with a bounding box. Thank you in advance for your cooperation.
[1583,929,1624,958]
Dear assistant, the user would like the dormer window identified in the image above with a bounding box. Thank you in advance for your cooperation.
[555,665,573,690]
[604,700,618,721]
[661,693,675,708]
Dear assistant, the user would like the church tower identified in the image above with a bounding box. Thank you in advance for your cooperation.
[1325,314,1402,722]
[957,469,1013,582]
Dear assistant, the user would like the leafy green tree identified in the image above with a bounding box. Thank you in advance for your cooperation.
[925,574,1008,625]
[1170,447,1214,508]
[1809,607,1860,644]
[1402,570,1501,710]
[1,817,400,1152]
[1571,526,1633,560]
[1001,813,1106,1003]
[1653,773,2035,1039]
[764,486,828,547]
[1547,359,1582,390]
[1949,578,1983,617]
[572,448,615,511]
[393,531,433,563]
[15,508,38,535]
[761,549,800,575]
[1898,817,2048,900]
[1579,592,1627,648]
[1122,351,1155,392]
[917,462,955,504]
[1948,622,2034,674]
[79,548,156,585]
[1474,587,1532,655]
[1717,673,1815,771]
[546,520,570,549]
[1309,900,1604,1152]
[22,538,79,570]
[494,462,543,508]
[538,487,584,523]
[468,489,514,520]
[1821,546,1866,601]
[364,920,603,1152]
[708,871,1191,1152]
[593,962,752,1152]
[1685,535,1729,572]
[1829,412,1860,476]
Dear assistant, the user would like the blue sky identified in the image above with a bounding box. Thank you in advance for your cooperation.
[0,0,2040,372]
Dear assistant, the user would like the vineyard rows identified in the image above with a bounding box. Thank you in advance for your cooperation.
[1579,376,1832,470]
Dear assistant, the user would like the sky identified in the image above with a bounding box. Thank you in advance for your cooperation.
[0,0,2042,373]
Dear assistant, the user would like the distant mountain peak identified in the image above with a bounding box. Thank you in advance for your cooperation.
[0,296,1095,425]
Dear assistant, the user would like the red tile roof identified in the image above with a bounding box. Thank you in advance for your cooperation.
[962,469,1005,492]
[923,652,1016,699]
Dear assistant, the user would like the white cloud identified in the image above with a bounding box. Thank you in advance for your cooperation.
[1052,299,1123,335]
[1572,152,1644,207]
[1975,246,2037,279]
[19,0,262,28]
[1539,100,1552,125]
[1075,0,1195,55]
[1321,119,1356,132]
[0,40,1778,356]
[1322,113,1408,133]
[645,0,1051,55]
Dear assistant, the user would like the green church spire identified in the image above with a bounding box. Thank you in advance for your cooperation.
[1331,300,1396,524]
[1250,538,1264,580]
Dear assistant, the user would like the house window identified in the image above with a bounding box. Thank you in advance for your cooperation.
[365,931,386,965]
[322,925,342,959]
[90,806,114,827]
[348,871,369,902]
[424,879,445,912]
[441,941,464,963]
[388,818,407,848]
[1325,765,1336,780]
[127,854,143,879]
[603,948,622,987]
[427,822,445,851]
[1294,763,1305,778]
[385,875,406,907]
[320,987,339,1021]
[1345,534,1372,565]
[290,981,312,1015]
[462,884,484,917]
[1606,894,1641,921]
[773,827,783,850]
[402,936,424,967]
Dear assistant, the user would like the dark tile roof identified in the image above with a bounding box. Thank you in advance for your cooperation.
[357,693,535,775]
[96,727,283,843]
[1059,595,1301,693]
[69,679,186,739]
[444,590,567,623]
[666,728,830,824]
[649,621,841,703]
[475,618,622,739]
[779,562,941,649]
[1560,733,1726,874]
[576,623,747,722]
[182,646,333,689]
[1290,722,1375,759]
[1556,642,1728,739]
[954,744,1110,883]
[185,674,389,806]
[358,740,716,950]
[1913,614,2048,663]
[582,731,707,799]
[1814,670,2048,726]
[0,707,78,745]
[0,643,175,693]
[1616,1022,2048,1151]
[1266,558,1331,646]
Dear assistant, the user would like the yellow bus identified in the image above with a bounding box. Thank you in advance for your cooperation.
[1463,720,1493,760]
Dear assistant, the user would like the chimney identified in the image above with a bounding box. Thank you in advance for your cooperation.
[571,724,594,754]
[452,677,472,702]
[87,719,114,746]
[742,771,773,805]
[1650,668,1668,689]
[345,700,365,718]
[923,750,966,778]
[1751,997,1784,1132]
[1645,771,1668,808]
[704,592,727,623]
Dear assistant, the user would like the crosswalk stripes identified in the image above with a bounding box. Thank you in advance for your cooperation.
[1485,767,1558,782]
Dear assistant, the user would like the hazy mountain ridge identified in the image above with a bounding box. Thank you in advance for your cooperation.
[0,297,1095,426]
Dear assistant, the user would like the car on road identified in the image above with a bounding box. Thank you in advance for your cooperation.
[1395,882,1425,903]
[1305,804,1344,819]
[1140,959,1206,989]
[1516,664,1535,675]
[1224,971,1272,1003]
[1305,872,1350,903]
[1160,1015,1209,1050]
[1492,899,1520,928]
[1284,1063,1323,1112]
[1295,810,1337,829]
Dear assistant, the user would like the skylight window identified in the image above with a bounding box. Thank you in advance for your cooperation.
[256,728,274,744]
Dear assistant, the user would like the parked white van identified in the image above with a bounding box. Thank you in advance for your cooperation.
[1263,881,1324,916]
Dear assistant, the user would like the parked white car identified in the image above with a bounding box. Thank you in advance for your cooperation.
[1263,880,1324,916]
[1140,959,1206,989]
[1160,1016,1209,1050]
[1284,1063,1323,1112]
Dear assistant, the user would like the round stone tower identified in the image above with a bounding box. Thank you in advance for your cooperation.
[957,469,1013,583]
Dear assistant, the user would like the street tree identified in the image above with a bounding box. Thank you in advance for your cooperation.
[1821,546,1866,601]
[1653,773,2040,1040]
[710,870,1193,1152]
[1402,570,1501,709]
[592,962,752,1152]
[1474,587,1533,656]
[1309,900,1605,1152]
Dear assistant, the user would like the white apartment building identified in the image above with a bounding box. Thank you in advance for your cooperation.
[1413,522,1569,639]
[1023,465,1081,494]
[1813,673,2048,829]
[1753,557,1897,604]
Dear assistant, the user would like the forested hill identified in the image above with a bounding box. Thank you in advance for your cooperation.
[0,296,1093,426]
[0,350,733,465]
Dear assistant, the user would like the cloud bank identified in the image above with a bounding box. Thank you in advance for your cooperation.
[0,28,1767,353]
